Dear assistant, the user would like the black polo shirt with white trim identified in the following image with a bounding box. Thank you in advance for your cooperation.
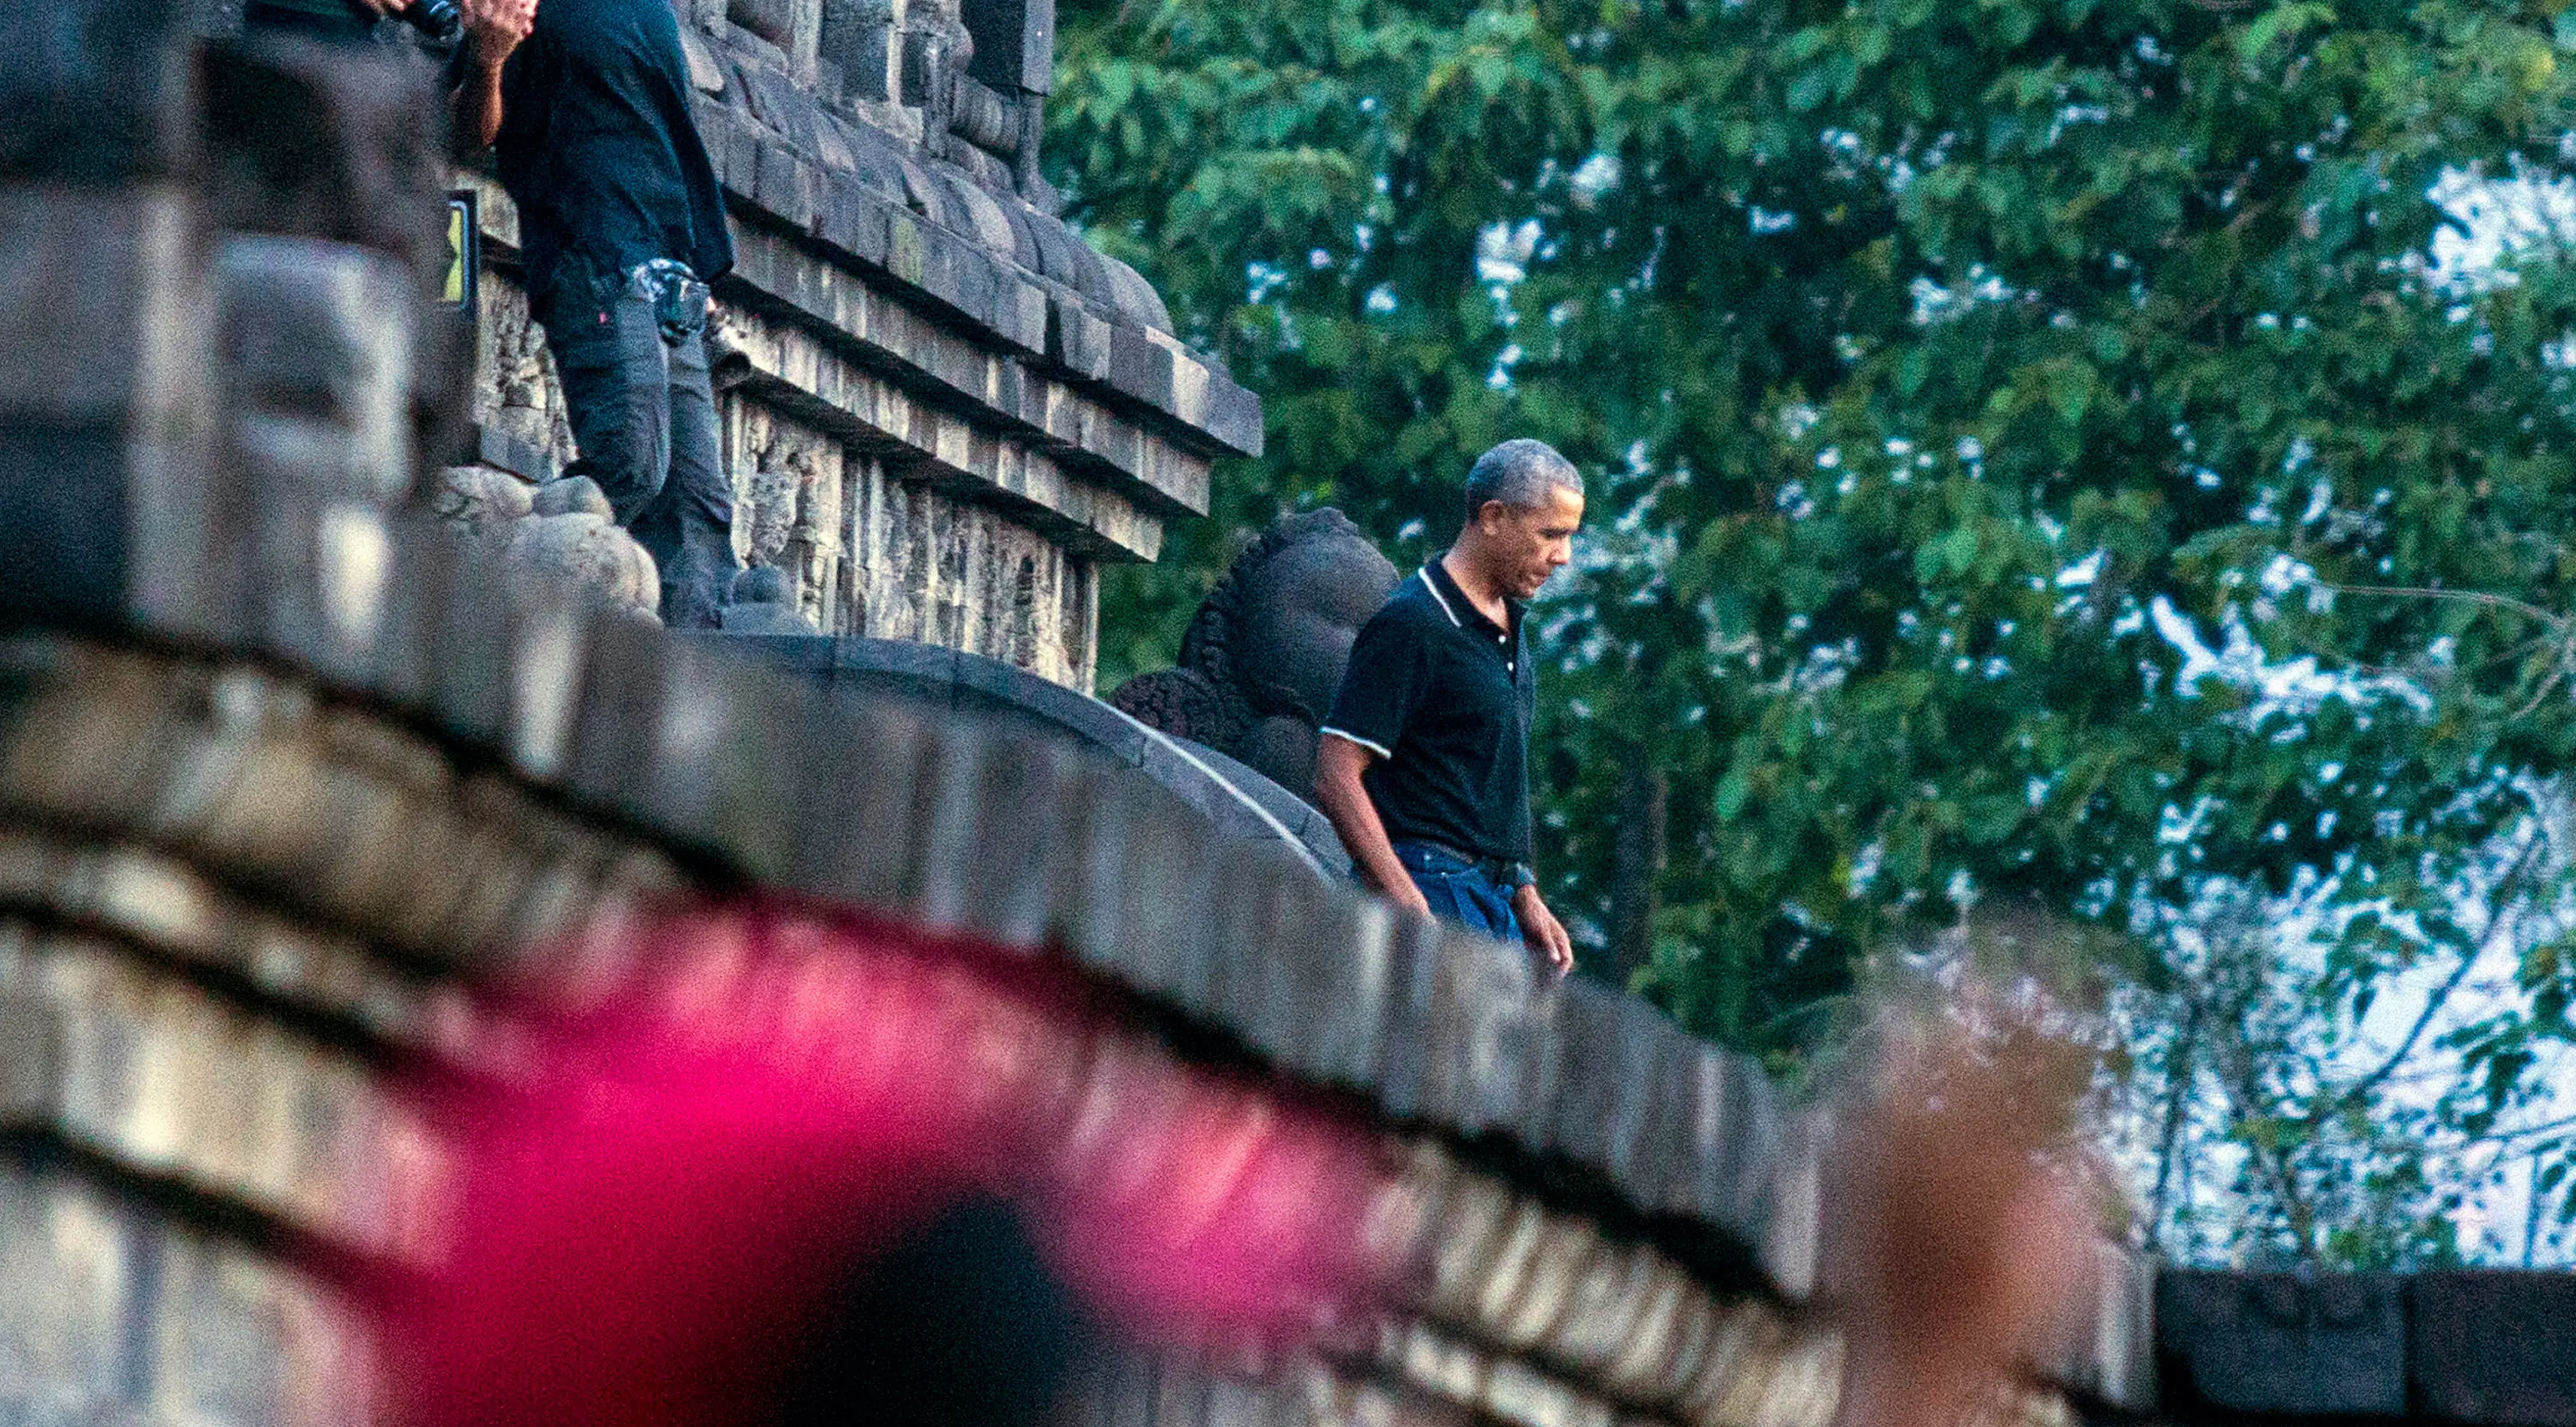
[1321,557,1536,862]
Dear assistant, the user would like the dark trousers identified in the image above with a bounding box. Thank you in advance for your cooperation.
[540,274,741,629]
[1391,840,1524,945]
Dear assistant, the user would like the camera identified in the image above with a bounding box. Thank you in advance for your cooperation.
[399,0,462,40]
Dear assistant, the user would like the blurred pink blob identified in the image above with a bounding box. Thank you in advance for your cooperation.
[397,906,1398,1427]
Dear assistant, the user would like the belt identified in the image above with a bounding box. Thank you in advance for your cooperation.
[1394,839,1532,890]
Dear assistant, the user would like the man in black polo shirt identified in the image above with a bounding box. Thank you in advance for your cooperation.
[1316,439,1583,976]
[454,0,744,627]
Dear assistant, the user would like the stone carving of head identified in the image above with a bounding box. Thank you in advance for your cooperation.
[1115,508,1398,802]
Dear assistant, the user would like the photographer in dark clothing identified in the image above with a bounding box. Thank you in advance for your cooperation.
[454,0,743,627]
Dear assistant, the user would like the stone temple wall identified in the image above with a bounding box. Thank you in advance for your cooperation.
[0,14,2152,1422]
[5,8,2567,1427]
[421,0,1261,691]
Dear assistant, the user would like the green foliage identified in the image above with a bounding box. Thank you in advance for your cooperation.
[1051,0,2576,1259]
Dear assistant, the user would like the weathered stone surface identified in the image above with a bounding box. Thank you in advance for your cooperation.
[0,638,685,968]
[1061,1351,1484,1427]
[0,825,447,1050]
[1755,1112,1826,1302]
[216,237,414,508]
[0,1162,380,1427]
[2156,1270,2407,1417]
[431,463,537,535]
[529,474,613,519]
[196,36,445,281]
[0,0,199,184]
[2411,1272,2576,1427]
[0,186,213,636]
[0,927,446,1260]
[1675,1045,1777,1245]
[505,511,660,620]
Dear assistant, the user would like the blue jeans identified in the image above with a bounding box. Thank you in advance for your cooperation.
[1392,841,1522,945]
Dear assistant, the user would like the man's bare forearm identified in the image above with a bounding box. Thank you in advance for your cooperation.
[454,48,508,150]
[451,0,536,152]
[1314,736,1415,901]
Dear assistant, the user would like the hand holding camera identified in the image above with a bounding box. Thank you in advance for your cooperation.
[459,0,539,69]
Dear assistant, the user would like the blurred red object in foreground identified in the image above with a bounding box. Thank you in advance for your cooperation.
[397,906,1399,1427]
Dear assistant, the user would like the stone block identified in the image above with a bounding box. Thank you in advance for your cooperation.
[217,237,414,508]
[951,247,1002,335]
[248,495,407,697]
[0,828,436,1050]
[725,120,763,207]
[0,0,198,184]
[822,178,894,269]
[1411,922,1525,1133]
[371,513,473,712]
[2156,1270,2407,1417]
[470,422,560,484]
[755,139,816,232]
[904,717,991,931]
[497,581,596,785]
[559,609,688,839]
[198,37,446,280]
[0,186,213,636]
[1206,376,1265,458]
[1039,759,1146,967]
[0,928,443,1260]
[1191,840,1283,1029]
[1097,780,1221,1003]
[1062,240,1120,310]
[1099,255,1172,333]
[950,730,1088,949]
[145,1227,381,1427]
[1047,293,1113,382]
[819,0,894,103]
[1109,325,1178,415]
[1755,1110,1826,1301]
[1545,981,1637,1171]
[887,208,927,288]
[1710,1316,1842,1427]
[997,277,1050,355]
[0,1161,133,1413]
[961,0,1051,93]
[2412,1271,2576,1427]
[1678,1043,1779,1249]
[1025,214,1084,295]
[1371,912,1445,1122]
[1603,1017,1697,1214]
[1275,890,1394,1093]
[636,638,819,882]
[420,536,521,747]
[911,220,973,319]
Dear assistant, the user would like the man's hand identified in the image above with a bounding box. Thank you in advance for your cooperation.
[461,0,538,67]
[1513,884,1574,978]
[453,0,535,151]
[1386,877,1433,922]
[354,0,402,15]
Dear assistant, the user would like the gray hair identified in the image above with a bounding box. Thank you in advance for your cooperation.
[1463,438,1582,522]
